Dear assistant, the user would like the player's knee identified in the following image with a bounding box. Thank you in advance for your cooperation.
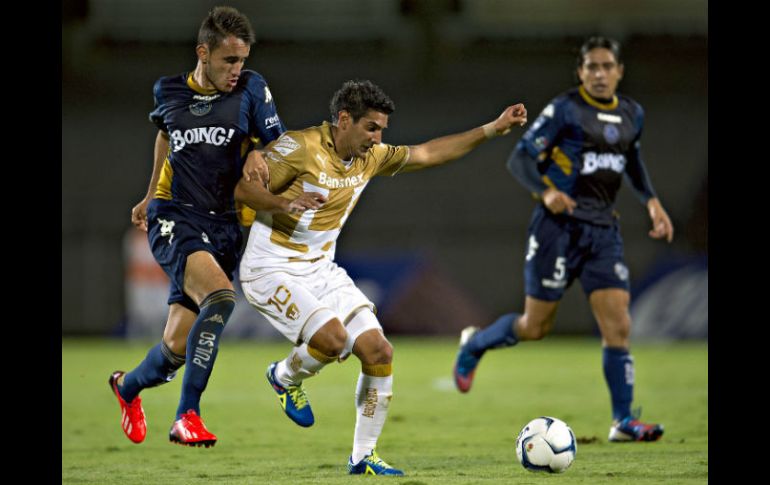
[616,321,631,341]
[370,338,393,365]
[309,319,348,357]
[518,315,551,341]
[326,335,347,358]
[604,317,631,344]
[357,333,393,365]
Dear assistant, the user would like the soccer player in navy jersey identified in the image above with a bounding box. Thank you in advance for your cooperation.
[453,37,674,443]
[108,6,323,447]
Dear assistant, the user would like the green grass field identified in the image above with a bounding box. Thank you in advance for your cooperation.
[62,337,707,484]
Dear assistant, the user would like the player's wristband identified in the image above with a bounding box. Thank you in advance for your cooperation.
[482,121,498,139]
[482,121,512,139]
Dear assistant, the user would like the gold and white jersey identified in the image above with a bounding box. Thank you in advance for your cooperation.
[240,122,409,278]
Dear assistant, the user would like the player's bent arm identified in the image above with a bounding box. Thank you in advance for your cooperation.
[234,178,327,215]
[131,130,170,230]
[505,147,576,215]
[506,147,549,195]
[146,131,170,198]
[242,149,270,186]
[401,103,528,173]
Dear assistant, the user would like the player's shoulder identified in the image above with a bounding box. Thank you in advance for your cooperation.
[153,73,186,93]
[240,69,267,86]
[240,70,269,92]
[558,87,586,109]
[616,92,644,117]
[240,70,280,105]
[536,89,577,121]
[267,126,322,157]
[560,87,583,102]
[155,72,187,87]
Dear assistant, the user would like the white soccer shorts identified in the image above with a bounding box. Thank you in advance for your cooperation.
[241,259,381,348]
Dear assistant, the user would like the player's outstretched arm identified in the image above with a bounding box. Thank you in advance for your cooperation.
[235,177,327,215]
[131,130,170,231]
[401,104,528,173]
[646,197,674,242]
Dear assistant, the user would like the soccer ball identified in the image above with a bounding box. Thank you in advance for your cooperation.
[515,416,577,473]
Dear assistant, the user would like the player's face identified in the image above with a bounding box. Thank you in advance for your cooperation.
[577,48,624,99]
[340,109,389,159]
[200,36,250,92]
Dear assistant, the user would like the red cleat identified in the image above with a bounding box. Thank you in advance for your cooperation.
[609,411,664,442]
[169,410,217,447]
[453,326,481,393]
[108,371,147,444]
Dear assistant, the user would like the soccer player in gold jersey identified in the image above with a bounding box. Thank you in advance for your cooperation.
[235,79,527,475]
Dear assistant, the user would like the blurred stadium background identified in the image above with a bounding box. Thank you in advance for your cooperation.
[62,0,707,340]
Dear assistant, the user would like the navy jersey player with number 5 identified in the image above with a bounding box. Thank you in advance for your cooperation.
[107,6,323,448]
[453,37,674,443]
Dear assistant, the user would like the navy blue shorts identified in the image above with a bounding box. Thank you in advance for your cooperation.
[523,204,630,301]
[146,198,242,312]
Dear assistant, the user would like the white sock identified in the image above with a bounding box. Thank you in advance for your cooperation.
[351,371,393,464]
[275,344,332,386]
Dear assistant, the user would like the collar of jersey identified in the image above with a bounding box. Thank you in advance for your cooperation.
[320,121,356,170]
[186,73,219,95]
[320,121,336,150]
[578,86,618,111]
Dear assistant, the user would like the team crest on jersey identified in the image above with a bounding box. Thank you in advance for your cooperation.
[286,303,300,320]
[189,101,212,116]
[603,124,620,144]
[272,135,300,157]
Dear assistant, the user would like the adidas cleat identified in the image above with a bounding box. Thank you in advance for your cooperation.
[453,326,481,393]
[266,361,314,427]
[169,410,217,447]
[609,410,664,442]
[348,450,404,476]
[108,370,147,444]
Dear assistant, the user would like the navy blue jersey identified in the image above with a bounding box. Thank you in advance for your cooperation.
[516,86,656,225]
[149,70,285,217]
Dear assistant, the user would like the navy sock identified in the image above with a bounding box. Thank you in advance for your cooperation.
[120,341,186,402]
[465,313,520,357]
[176,289,236,419]
[603,347,634,421]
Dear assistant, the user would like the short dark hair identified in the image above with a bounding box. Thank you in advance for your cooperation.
[198,6,255,52]
[329,80,395,123]
[577,36,622,67]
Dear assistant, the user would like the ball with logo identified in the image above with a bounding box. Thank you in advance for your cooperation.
[515,416,577,473]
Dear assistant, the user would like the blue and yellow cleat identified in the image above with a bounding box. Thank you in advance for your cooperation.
[608,409,664,442]
[453,326,481,393]
[348,450,404,476]
[266,361,314,427]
